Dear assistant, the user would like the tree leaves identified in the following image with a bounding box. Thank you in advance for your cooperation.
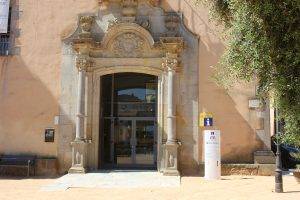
[197,0,300,146]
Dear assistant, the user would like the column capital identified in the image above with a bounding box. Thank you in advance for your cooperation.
[76,56,92,72]
[162,53,179,72]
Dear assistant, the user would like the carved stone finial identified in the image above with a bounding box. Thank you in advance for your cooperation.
[79,16,95,38]
[165,13,180,37]
[76,57,92,72]
[122,0,138,17]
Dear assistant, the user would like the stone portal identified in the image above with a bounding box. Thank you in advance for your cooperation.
[61,0,199,175]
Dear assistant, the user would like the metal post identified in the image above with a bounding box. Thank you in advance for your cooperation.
[275,108,283,193]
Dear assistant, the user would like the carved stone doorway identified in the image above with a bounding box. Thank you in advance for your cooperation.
[62,1,199,176]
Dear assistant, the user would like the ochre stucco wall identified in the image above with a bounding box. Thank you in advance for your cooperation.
[0,0,266,172]
[0,0,99,157]
[163,0,264,166]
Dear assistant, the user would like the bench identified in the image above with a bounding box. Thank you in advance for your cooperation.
[0,155,36,177]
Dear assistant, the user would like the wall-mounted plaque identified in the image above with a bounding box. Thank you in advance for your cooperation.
[45,128,55,142]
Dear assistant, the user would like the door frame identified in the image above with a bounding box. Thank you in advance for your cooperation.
[88,67,165,171]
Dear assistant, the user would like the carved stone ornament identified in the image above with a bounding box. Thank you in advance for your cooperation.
[139,19,151,30]
[163,143,179,176]
[149,0,161,6]
[76,57,92,71]
[122,0,138,17]
[160,37,184,54]
[108,19,121,29]
[79,16,95,33]
[165,13,180,36]
[76,151,82,165]
[162,53,179,71]
[112,33,145,57]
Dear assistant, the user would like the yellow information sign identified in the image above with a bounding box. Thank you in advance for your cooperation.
[199,112,213,127]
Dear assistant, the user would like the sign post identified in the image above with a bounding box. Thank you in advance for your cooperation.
[204,130,221,180]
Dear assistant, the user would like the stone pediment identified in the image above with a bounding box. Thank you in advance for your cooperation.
[100,22,156,58]
[66,0,188,71]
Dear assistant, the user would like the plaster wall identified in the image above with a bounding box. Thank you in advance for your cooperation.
[0,0,269,174]
[163,1,267,169]
[0,0,99,157]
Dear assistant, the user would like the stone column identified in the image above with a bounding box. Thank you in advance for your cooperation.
[163,53,180,176]
[69,56,91,174]
[75,66,86,141]
[167,64,176,143]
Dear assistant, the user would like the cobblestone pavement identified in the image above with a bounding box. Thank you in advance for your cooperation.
[0,175,299,200]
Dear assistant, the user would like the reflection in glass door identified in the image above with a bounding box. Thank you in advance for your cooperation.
[100,73,158,169]
[115,120,133,165]
[135,120,156,165]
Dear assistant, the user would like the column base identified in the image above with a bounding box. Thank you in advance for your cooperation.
[69,140,89,174]
[163,142,180,176]
[163,169,180,176]
[68,166,87,174]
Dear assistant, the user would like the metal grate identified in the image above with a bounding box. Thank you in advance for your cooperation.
[0,35,10,56]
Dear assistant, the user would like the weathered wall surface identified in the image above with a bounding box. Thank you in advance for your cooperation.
[0,0,269,174]
[0,0,98,157]
[163,1,266,169]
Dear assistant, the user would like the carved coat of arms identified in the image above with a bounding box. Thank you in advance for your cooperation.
[112,33,145,57]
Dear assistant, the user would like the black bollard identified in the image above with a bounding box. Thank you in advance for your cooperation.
[275,138,283,193]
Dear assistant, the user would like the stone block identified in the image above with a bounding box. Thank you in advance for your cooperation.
[258,164,275,176]
[254,150,275,164]
[221,164,259,176]
[35,158,58,176]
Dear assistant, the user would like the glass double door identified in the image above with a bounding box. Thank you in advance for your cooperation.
[113,118,156,167]
[101,73,158,169]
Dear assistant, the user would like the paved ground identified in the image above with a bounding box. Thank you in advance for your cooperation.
[41,171,180,191]
[0,174,299,200]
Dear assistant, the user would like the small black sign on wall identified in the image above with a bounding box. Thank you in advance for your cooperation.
[45,129,55,142]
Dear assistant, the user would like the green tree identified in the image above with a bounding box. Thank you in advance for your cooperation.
[196,0,300,146]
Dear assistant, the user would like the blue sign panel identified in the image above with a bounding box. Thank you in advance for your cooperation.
[204,117,213,127]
